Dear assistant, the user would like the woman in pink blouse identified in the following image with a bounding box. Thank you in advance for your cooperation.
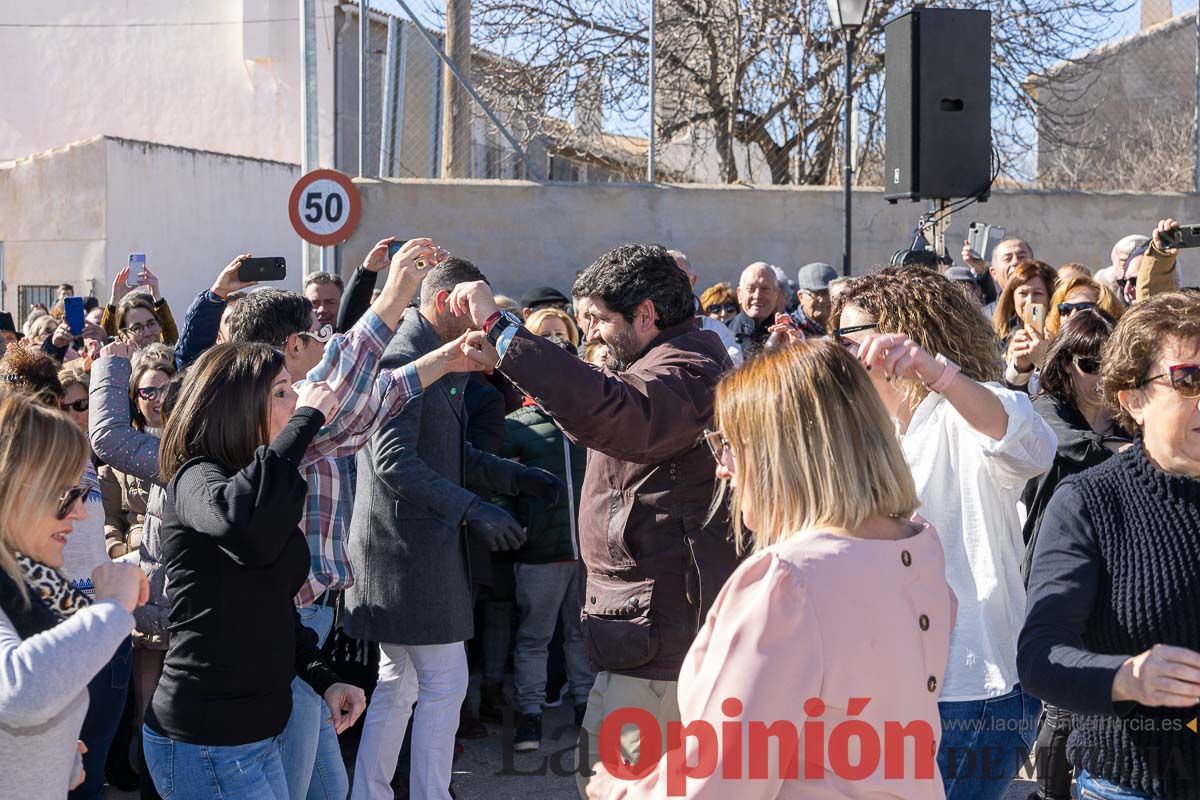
[586,340,955,799]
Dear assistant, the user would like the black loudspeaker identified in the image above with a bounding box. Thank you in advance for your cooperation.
[884,8,992,203]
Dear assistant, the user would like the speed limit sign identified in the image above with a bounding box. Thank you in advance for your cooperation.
[288,169,362,246]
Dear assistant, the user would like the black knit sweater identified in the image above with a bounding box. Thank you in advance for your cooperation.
[1018,442,1200,799]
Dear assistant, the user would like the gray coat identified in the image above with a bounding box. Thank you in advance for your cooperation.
[343,311,525,645]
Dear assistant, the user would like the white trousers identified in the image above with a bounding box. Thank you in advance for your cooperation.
[350,641,468,800]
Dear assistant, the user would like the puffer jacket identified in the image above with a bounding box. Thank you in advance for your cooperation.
[498,401,586,564]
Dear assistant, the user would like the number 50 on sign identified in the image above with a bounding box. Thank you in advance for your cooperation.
[288,169,362,247]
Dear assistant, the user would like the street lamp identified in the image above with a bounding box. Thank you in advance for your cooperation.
[827,0,868,277]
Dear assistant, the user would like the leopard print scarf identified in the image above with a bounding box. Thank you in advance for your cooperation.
[15,554,92,620]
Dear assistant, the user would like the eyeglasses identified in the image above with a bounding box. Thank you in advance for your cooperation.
[56,484,89,520]
[832,322,878,350]
[1058,301,1097,316]
[702,429,734,466]
[705,302,739,316]
[1072,356,1101,375]
[1139,364,1200,399]
[120,319,160,338]
[135,386,161,401]
[297,324,334,345]
[59,398,89,413]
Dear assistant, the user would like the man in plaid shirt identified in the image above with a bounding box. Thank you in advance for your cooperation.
[213,238,487,800]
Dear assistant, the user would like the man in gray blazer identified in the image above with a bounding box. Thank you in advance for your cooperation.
[344,257,563,800]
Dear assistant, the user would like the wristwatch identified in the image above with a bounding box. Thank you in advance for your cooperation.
[486,311,523,358]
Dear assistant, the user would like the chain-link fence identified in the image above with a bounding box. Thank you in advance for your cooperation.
[344,0,1200,192]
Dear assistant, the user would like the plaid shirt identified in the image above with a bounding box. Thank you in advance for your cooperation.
[293,309,422,606]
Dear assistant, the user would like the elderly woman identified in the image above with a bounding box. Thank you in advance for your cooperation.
[0,392,146,798]
[1019,292,1200,800]
[836,266,1056,800]
[698,282,739,325]
[587,341,955,799]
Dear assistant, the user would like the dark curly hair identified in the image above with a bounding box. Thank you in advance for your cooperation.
[0,344,64,405]
[834,265,1003,412]
[225,289,313,347]
[1036,308,1116,412]
[571,244,694,330]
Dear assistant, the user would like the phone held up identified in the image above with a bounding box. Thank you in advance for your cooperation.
[63,296,86,337]
[129,253,148,286]
[966,223,1005,264]
[237,257,287,282]
[1024,302,1046,336]
[1158,225,1200,250]
[386,239,437,271]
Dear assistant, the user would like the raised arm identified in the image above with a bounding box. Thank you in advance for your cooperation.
[175,255,260,369]
[88,345,162,484]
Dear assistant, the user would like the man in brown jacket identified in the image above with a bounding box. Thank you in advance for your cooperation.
[449,244,740,796]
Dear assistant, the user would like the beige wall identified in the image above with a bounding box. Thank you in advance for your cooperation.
[0,0,338,166]
[0,137,303,316]
[345,178,1200,295]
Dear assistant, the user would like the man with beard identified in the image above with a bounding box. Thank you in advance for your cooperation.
[447,244,740,798]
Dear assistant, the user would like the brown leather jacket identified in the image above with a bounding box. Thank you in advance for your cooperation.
[499,321,741,680]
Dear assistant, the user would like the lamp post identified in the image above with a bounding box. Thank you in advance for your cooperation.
[827,0,868,278]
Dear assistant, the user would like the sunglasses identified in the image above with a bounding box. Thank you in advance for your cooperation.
[56,484,89,520]
[705,302,739,316]
[59,398,89,413]
[702,429,733,465]
[297,323,334,345]
[135,386,161,401]
[1072,356,1101,375]
[1058,301,1097,316]
[1139,363,1200,399]
[832,322,878,350]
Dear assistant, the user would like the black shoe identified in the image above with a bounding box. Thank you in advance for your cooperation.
[514,713,542,752]
[574,703,587,728]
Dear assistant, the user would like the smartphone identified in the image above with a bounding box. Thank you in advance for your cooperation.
[966,223,1005,264]
[387,240,407,261]
[1025,302,1046,335]
[64,296,85,336]
[128,253,147,286]
[1158,225,1200,249]
[237,257,286,282]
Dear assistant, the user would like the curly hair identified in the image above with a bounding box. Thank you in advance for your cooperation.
[0,344,64,405]
[1100,292,1200,433]
[57,363,90,394]
[572,244,695,330]
[834,265,1003,413]
[992,260,1059,339]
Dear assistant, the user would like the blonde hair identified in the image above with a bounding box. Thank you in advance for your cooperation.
[0,392,89,594]
[526,307,580,348]
[714,340,919,554]
[493,294,521,314]
[57,363,90,394]
[1045,276,1124,338]
[835,266,1003,414]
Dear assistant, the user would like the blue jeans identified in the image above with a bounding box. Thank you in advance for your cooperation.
[1076,770,1154,799]
[937,683,1041,800]
[279,603,348,800]
[143,726,288,799]
[70,636,132,800]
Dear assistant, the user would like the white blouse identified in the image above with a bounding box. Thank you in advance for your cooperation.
[901,382,1056,701]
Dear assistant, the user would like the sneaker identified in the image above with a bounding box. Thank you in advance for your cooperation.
[514,712,542,752]
[574,703,587,728]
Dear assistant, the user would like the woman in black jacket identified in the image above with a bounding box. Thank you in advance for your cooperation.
[1019,309,1130,800]
[142,343,365,800]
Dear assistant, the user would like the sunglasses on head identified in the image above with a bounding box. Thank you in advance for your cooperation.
[59,398,89,413]
[56,484,88,520]
[1072,355,1101,375]
[705,302,738,315]
[1058,301,1097,316]
[1139,364,1200,399]
[135,386,161,401]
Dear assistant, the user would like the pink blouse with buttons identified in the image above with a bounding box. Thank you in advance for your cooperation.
[606,519,956,799]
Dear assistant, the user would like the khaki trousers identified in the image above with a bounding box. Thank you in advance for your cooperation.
[574,670,680,798]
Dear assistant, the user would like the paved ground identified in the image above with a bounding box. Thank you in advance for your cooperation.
[104,700,1038,799]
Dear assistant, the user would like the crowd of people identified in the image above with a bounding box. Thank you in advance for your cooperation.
[0,217,1196,800]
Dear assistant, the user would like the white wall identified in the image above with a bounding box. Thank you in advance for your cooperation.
[0,0,337,166]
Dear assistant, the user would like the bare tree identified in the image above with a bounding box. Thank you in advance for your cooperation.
[436,0,1133,184]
